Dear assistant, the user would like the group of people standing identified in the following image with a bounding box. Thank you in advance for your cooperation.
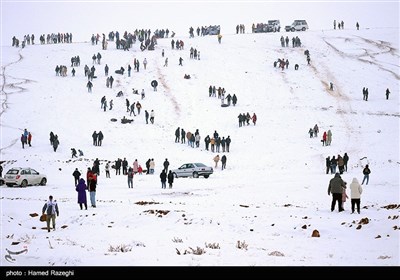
[20,128,32,149]
[208,85,238,106]
[328,173,363,214]
[91,131,104,146]
[325,153,349,175]
[327,157,372,214]
[238,112,257,127]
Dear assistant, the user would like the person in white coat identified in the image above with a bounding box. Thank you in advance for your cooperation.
[350,178,363,214]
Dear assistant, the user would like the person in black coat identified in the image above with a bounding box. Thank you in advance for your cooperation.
[386,88,390,100]
[181,128,186,144]
[326,156,331,174]
[115,158,122,175]
[92,131,98,146]
[343,153,349,172]
[72,168,81,186]
[145,110,149,124]
[122,158,128,175]
[160,170,167,189]
[71,148,78,158]
[221,155,227,170]
[109,76,114,88]
[232,94,237,106]
[175,127,180,143]
[167,170,174,188]
[97,131,104,146]
[146,159,151,174]
[361,165,371,185]
[204,135,210,150]
[225,136,231,152]
[163,158,170,172]
[52,135,59,152]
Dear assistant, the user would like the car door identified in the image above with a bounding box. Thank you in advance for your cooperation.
[186,163,195,176]
[177,164,187,177]
[21,169,31,185]
[30,169,40,184]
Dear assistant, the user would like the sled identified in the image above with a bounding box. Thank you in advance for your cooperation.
[221,104,230,107]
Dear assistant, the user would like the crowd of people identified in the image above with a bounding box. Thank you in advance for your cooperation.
[10,20,389,223]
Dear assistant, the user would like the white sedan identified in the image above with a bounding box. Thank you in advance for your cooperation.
[171,163,213,179]
[4,167,47,187]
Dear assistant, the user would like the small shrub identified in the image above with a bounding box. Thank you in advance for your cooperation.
[205,242,220,249]
[108,244,132,252]
[172,237,183,243]
[236,240,248,250]
[188,246,206,255]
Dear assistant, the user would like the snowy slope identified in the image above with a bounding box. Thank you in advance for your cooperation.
[1,27,399,266]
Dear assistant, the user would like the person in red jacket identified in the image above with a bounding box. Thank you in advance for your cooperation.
[322,131,327,146]
[27,132,32,147]
[252,113,257,125]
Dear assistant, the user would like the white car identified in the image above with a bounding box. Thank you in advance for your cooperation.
[4,167,47,187]
[286,20,309,32]
[171,163,213,179]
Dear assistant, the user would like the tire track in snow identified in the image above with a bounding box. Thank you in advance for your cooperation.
[1,48,35,152]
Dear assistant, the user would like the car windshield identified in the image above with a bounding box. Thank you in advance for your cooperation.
[6,169,20,175]
[195,163,206,167]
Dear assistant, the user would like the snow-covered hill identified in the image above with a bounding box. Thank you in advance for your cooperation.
[1,27,399,266]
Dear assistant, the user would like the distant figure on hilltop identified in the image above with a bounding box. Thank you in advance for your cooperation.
[386,88,390,100]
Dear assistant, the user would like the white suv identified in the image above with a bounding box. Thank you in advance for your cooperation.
[285,20,309,32]
[4,167,47,187]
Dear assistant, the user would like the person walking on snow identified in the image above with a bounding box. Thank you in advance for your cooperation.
[328,173,346,212]
[76,178,88,210]
[221,155,227,170]
[160,169,167,189]
[350,177,363,214]
[167,170,174,188]
[361,164,371,185]
[127,167,134,188]
[42,195,59,232]
[213,154,220,168]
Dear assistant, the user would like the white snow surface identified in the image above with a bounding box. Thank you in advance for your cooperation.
[1,27,399,266]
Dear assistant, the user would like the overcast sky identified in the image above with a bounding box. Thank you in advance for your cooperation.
[1,0,399,46]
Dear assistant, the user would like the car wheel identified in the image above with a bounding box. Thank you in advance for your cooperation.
[40,178,47,186]
[291,28,295,32]
[204,175,209,179]
[21,180,28,187]
[302,27,306,31]
[193,172,199,178]
[173,173,178,178]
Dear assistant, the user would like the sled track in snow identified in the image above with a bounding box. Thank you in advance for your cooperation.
[156,65,181,119]
[322,36,400,80]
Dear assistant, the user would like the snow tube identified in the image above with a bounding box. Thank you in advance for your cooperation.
[151,80,158,87]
